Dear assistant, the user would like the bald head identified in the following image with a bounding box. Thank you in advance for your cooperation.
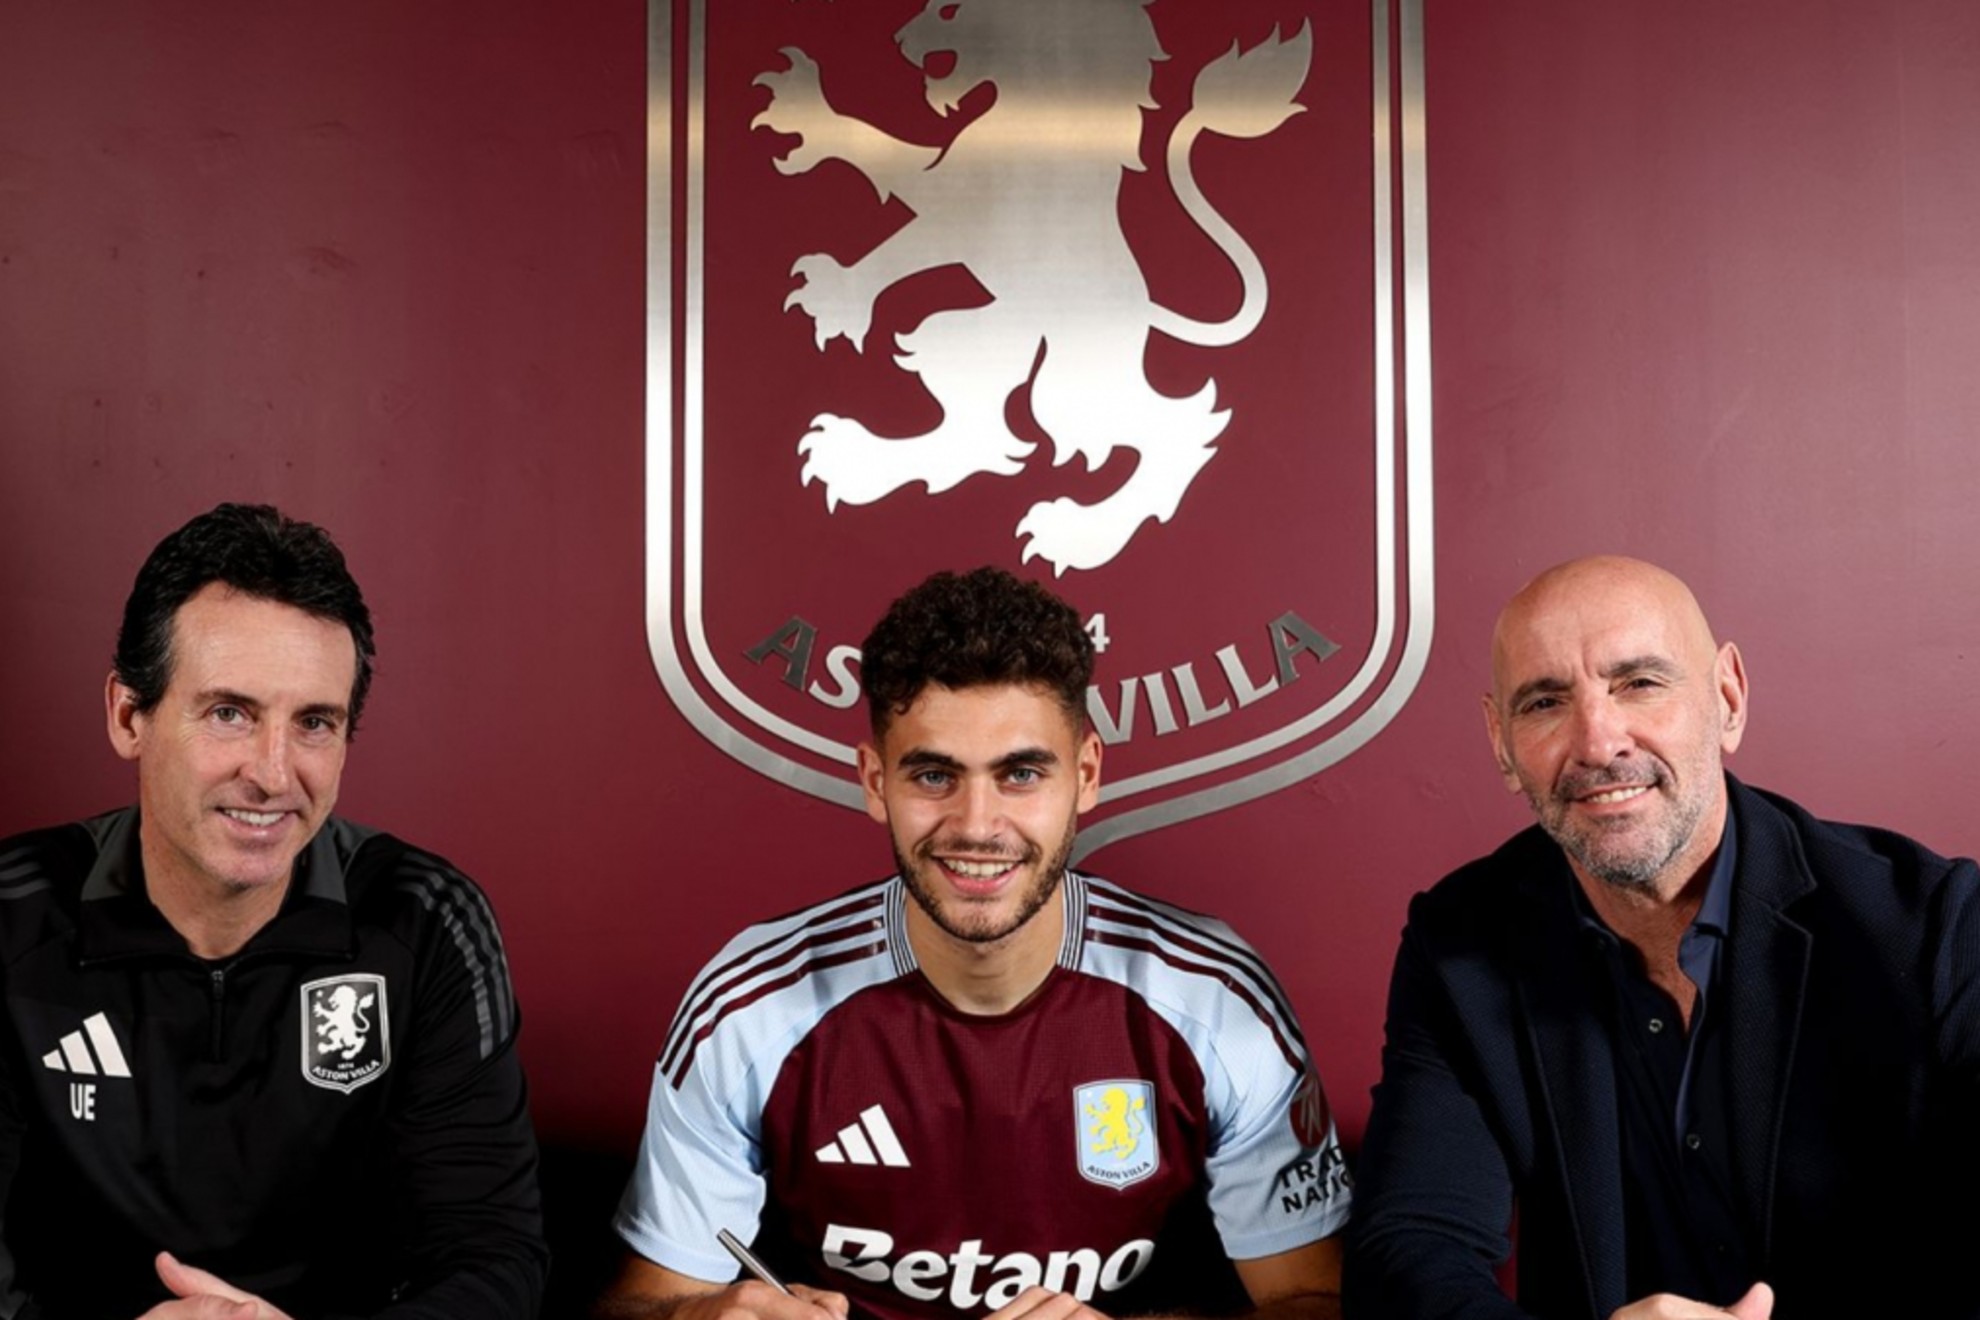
[1483,556,1748,899]
[1490,557,1721,713]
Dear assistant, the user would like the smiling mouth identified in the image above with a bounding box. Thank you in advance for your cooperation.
[220,808,288,827]
[1578,785,1652,806]
[941,857,1017,880]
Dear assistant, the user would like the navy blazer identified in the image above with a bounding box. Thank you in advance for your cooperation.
[1344,777,1980,1319]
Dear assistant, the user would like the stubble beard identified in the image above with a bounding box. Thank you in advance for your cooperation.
[1528,756,1708,892]
[896,812,1080,945]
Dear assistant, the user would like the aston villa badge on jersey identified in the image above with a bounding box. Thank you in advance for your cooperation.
[647,0,1434,849]
[301,974,391,1094]
[1076,1079,1160,1188]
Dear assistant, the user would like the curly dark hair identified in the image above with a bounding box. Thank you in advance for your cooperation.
[860,567,1093,736]
[114,503,377,733]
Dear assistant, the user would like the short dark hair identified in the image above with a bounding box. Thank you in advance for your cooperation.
[113,503,377,733]
[860,567,1094,736]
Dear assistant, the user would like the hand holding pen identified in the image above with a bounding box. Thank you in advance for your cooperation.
[709,1228,851,1320]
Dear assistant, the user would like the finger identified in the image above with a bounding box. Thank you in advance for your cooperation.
[156,1253,257,1303]
[138,1300,258,1320]
[788,1284,851,1318]
[984,1287,1098,1320]
[1726,1282,1774,1320]
[1612,1296,1753,1320]
[727,1279,842,1320]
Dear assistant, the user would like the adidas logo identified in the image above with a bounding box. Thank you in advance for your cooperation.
[41,1013,133,1079]
[815,1104,910,1168]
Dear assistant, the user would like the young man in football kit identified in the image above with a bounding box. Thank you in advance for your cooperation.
[601,567,1347,1320]
[0,504,545,1318]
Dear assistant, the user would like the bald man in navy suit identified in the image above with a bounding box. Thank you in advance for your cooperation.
[1345,557,1980,1320]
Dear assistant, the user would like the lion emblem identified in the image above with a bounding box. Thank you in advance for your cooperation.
[753,0,1313,572]
[1085,1084,1148,1160]
[313,984,373,1061]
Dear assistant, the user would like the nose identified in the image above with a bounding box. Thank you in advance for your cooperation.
[952,775,1004,843]
[243,724,293,796]
[1566,695,1633,767]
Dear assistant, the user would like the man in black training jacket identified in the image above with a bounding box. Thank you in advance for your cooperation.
[0,503,546,1319]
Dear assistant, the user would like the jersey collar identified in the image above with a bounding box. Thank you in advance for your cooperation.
[887,870,1090,977]
[75,807,355,962]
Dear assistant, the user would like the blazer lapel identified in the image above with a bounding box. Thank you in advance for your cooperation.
[1513,853,1628,1319]
[1720,778,1815,1259]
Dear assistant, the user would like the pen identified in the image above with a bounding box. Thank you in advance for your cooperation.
[718,1228,792,1296]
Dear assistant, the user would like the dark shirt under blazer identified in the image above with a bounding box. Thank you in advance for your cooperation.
[1343,777,1980,1320]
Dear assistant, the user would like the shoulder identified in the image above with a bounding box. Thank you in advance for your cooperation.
[1073,875,1309,1075]
[1402,825,1560,944]
[334,823,518,1045]
[694,877,901,972]
[1738,779,1969,884]
[0,812,120,956]
[338,821,507,943]
[1733,778,1978,928]
[654,878,907,1096]
[0,816,100,890]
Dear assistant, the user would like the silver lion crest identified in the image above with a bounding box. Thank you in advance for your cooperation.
[300,974,391,1094]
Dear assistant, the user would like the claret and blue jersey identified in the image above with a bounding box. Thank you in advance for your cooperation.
[615,872,1349,1319]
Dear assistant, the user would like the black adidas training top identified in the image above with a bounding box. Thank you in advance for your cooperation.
[0,809,547,1319]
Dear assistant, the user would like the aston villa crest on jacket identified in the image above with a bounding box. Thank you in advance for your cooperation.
[648,0,1433,847]
[301,974,391,1093]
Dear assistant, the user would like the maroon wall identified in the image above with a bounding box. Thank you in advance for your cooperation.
[3,0,1976,1183]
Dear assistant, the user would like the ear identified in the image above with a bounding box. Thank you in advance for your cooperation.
[856,741,889,824]
[1481,692,1520,793]
[1073,728,1103,815]
[106,673,145,763]
[1715,641,1748,755]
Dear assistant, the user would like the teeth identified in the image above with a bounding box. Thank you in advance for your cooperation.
[222,809,284,827]
[945,859,1015,879]
[1584,786,1649,805]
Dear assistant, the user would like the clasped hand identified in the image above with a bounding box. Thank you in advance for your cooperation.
[136,1252,295,1320]
[1611,1282,1774,1320]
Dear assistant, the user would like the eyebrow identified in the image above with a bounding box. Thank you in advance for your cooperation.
[1506,677,1570,711]
[1601,655,1683,681]
[992,747,1059,772]
[1506,655,1685,710]
[193,689,350,723]
[898,749,964,772]
[195,688,263,713]
[896,747,1060,772]
[296,702,352,724]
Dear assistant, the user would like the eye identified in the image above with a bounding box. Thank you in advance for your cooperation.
[910,769,954,790]
[298,714,342,739]
[1003,765,1042,786]
[1517,696,1561,716]
[211,705,247,725]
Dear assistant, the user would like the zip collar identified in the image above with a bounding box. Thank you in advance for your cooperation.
[75,807,361,963]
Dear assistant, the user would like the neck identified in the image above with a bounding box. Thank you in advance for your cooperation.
[906,890,1066,1016]
[1572,798,1728,983]
[140,841,289,961]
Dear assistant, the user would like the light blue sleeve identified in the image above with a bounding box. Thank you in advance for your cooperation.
[610,886,904,1282]
[613,1054,767,1284]
[1203,1035,1352,1259]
